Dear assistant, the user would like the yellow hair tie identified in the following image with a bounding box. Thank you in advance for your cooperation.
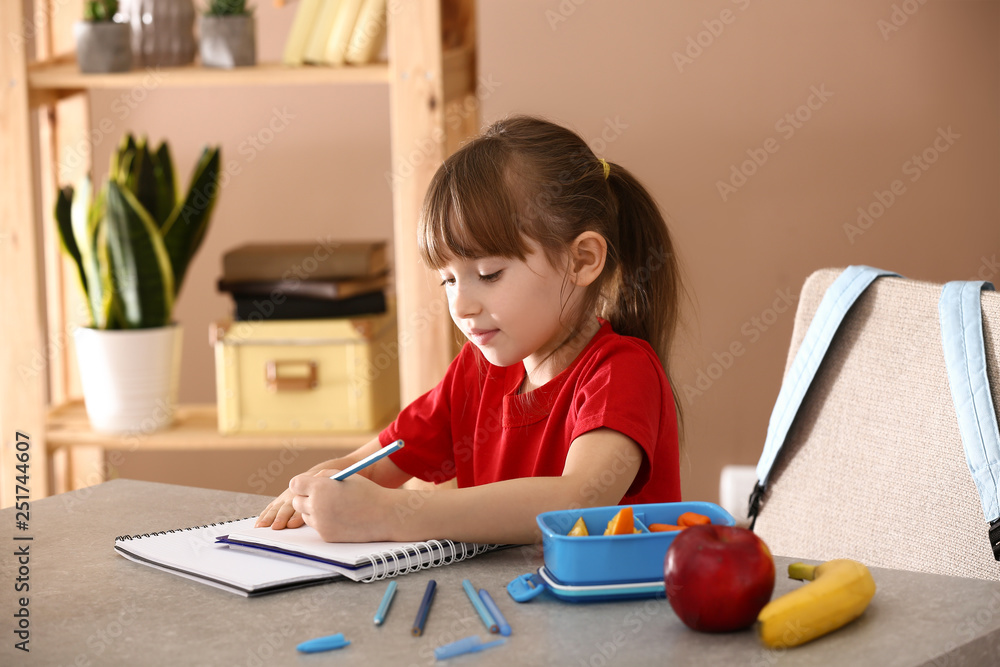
[598,158,610,180]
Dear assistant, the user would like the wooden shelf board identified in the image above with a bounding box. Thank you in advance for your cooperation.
[26,60,391,97]
[25,48,476,100]
[46,401,378,451]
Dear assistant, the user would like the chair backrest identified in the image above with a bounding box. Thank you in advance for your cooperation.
[753,268,1000,580]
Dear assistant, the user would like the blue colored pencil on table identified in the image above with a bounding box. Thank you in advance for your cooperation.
[478,588,511,636]
[374,580,397,626]
[462,579,497,633]
[412,580,437,636]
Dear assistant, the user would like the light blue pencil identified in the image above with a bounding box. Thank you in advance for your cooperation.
[462,579,498,633]
[374,580,397,625]
[330,440,403,480]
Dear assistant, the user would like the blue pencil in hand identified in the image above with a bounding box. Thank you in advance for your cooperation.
[330,440,403,480]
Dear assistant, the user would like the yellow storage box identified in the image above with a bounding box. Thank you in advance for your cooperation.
[213,309,399,433]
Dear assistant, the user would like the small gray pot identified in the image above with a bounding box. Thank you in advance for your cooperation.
[74,21,132,74]
[121,0,197,68]
[199,15,256,69]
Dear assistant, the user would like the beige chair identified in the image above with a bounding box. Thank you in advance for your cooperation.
[752,268,1000,581]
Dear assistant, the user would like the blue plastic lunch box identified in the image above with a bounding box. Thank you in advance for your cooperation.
[535,501,736,586]
[508,566,667,603]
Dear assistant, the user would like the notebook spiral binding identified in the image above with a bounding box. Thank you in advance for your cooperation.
[362,540,496,582]
[114,516,258,543]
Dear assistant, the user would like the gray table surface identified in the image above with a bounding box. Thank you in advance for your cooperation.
[2,479,999,666]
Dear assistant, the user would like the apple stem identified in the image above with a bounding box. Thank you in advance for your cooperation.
[788,563,817,581]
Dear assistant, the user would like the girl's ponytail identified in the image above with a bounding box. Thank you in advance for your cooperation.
[604,164,684,425]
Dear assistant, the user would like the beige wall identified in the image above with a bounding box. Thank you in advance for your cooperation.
[100,1,999,503]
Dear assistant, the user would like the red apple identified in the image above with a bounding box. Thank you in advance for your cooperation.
[664,524,775,632]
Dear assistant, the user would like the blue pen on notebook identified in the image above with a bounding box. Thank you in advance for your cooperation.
[478,588,511,636]
[462,579,497,633]
[434,635,506,660]
[374,580,398,626]
[331,440,403,480]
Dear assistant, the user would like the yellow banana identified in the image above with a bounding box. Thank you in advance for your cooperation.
[757,558,876,649]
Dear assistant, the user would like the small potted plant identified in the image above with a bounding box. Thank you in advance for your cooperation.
[54,135,221,434]
[74,1,132,73]
[200,0,256,68]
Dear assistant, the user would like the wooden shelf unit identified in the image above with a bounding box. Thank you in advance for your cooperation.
[0,0,478,504]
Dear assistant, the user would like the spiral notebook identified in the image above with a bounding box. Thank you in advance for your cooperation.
[114,517,496,597]
[216,523,497,583]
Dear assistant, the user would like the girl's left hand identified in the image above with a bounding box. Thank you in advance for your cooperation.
[289,471,392,543]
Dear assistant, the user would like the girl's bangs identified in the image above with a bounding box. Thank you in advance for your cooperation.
[419,148,531,269]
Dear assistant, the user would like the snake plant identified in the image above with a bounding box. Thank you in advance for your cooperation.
[55,134,221,329]
[83,1,119,22]
[205,0,252,16]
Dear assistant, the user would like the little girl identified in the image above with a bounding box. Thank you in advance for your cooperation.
[256,115,684,545]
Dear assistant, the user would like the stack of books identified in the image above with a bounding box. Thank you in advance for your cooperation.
[281,0,387,67]
[218,241,389,321]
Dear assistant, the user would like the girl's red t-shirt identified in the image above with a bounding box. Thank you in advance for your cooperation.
[380,319,680,504]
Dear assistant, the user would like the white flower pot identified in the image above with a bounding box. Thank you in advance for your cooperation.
[74,325,182,434]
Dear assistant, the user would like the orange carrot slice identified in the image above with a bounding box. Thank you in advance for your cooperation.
[677,512,711,527]
[649,523,684,532]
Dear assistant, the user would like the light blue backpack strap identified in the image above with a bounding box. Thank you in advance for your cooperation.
[748,265,899,528]
[939,280,1000,560]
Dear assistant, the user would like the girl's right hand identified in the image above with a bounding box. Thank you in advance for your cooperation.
[256,461,347,529]
[255,438,401,529]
